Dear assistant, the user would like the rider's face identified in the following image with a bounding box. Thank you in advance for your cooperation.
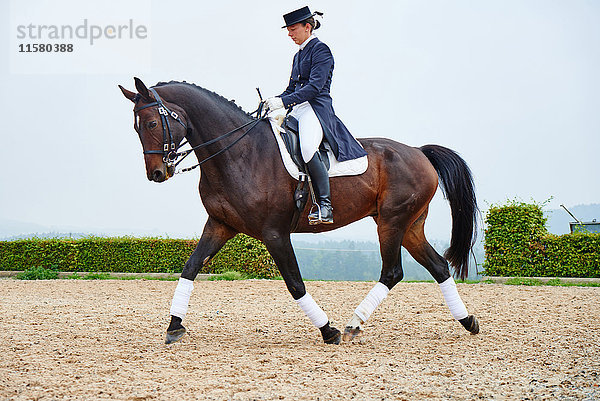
[287,23,311,45]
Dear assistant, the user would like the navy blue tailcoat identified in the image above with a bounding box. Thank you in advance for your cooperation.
[279,37,367,162]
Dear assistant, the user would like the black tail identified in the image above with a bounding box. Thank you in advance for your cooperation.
[420,145,478,280]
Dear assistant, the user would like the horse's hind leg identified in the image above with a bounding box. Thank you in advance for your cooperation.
[403,210,479,334]
[343,217,406,341]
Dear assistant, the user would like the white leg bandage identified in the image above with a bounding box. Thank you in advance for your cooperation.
[295,293,329,328]
[354,282,390,323]
[439,277,468,320]
[170,278,194,319]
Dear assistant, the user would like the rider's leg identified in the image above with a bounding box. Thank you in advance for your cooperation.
[306,152,333,224]
[290,102,332,224]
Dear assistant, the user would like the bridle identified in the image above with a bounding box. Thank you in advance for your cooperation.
[134,88,188,168]
[133,87,267,175]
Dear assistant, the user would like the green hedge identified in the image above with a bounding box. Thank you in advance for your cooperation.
[204,233,279,278]
[483,200,600,277]
[0,234,279,279]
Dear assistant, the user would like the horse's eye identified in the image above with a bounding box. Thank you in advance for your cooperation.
[148,121,158,129]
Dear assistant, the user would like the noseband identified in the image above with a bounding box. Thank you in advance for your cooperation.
[133,88,188,167]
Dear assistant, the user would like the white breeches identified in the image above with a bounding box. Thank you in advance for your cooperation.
[289,101,324,163]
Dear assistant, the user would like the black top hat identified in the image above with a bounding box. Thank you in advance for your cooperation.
[282,6,322,28]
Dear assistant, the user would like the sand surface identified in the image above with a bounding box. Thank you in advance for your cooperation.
[1,279,599,400]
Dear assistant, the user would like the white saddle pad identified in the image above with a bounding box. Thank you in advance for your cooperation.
[268,116,368,181]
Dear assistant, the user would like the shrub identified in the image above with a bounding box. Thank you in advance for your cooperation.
[16,266,59,280]
[203,234,279,278]
[207,271,248,281]
[483,200,600,278]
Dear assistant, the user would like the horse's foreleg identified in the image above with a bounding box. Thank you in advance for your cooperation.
[165,218,237,344]
[403,212,479,335]
[343,221,404,342]
[262,231,341,344]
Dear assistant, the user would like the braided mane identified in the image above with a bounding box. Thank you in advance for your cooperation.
[154,80,252,117]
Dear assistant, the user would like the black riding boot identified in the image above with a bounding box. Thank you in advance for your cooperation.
[306,152,333,225]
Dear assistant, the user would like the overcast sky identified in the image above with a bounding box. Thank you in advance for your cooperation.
[1,0,598,242]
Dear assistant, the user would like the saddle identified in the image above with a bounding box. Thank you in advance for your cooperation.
[270,114,368,230]
[279,115,330,173]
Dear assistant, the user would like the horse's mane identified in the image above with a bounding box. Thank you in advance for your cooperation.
[154,80,252,118]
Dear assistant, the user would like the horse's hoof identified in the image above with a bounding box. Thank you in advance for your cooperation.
[325,331,341,345]
[468,316,480,335]
[459,315,479,335]
[165,328,186,344]
[342,326,363,342]
[319,323,341,345]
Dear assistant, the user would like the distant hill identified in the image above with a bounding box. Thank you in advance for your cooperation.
[0,219,176,241]
[292,238,484,281]
[1,232,92,241]
[546,204,600,235]
[0,219,52,239]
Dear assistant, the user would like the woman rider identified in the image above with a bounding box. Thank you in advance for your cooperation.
[265,6,367,225]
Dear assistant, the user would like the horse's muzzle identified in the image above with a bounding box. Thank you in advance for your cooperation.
[150,169,166,182]
[148,164,174,183]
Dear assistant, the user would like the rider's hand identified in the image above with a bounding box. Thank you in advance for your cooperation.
[265,97,284,112]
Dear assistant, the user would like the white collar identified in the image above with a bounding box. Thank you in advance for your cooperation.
[299,34,316,50]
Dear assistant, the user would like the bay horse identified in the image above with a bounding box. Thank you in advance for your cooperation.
[119,78,480,345]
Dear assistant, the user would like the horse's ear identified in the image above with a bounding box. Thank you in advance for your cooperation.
[134,77,151,101]
[118,85,137,103]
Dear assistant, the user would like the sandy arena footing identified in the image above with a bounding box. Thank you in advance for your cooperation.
[0,280,598,400]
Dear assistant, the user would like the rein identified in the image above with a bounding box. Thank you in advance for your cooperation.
[134,88,267,175]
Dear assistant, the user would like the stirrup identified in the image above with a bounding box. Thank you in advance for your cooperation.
[308,205,320,225]
[308,204,333,225]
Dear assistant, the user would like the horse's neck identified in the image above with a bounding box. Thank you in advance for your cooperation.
[185,101,275,179]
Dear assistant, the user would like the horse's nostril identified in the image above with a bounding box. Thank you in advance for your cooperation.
[153,169,165,182]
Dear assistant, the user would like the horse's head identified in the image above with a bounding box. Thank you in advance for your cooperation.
[119,77,189,182]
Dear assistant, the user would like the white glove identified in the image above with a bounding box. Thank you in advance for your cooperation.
[265,97,284,112]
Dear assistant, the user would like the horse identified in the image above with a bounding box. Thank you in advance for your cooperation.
[119,77,480,345]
